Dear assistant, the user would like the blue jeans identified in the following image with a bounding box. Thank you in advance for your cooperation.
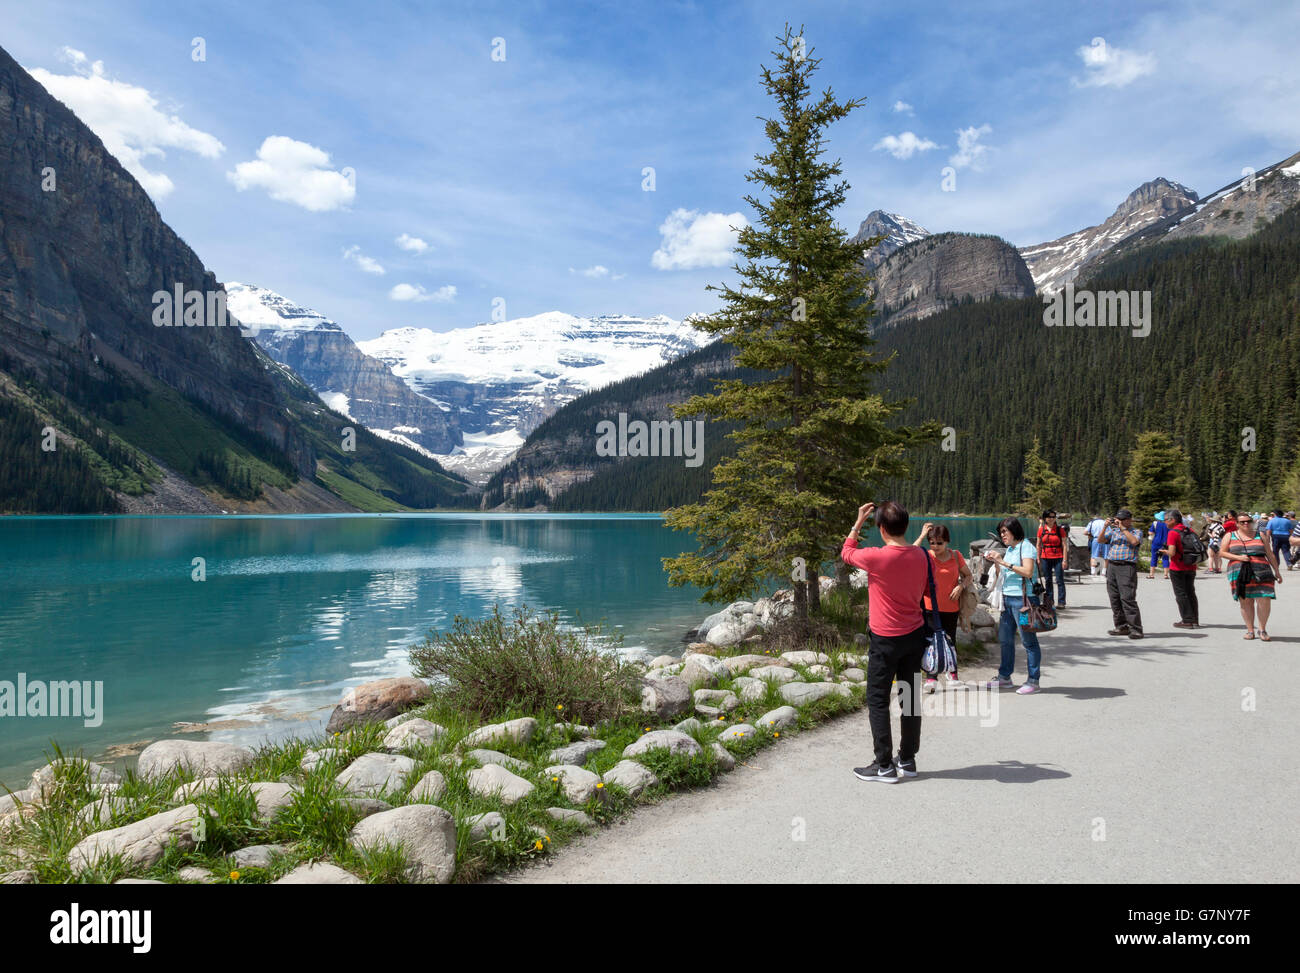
[1041,557,1066,604]
[999,596,1042,684]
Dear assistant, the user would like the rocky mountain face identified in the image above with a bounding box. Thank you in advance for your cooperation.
[1160,150,1300,242]
[226,283,461,455]
[0,45,314,475]
[359,312,707,482]
[851,210,931,271]
[871,232,1036,326]
[0,44,467,513]
[1020,178,1199,293]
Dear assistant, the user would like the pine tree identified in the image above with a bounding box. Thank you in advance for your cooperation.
[662,26,937,620]
[1022,437,1062,517]
[1124,431,1192,519]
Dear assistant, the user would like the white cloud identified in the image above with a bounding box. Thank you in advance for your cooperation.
[396,233,429,254]
[949,124,993,170]
[891,100,914,114]
[1073,37,1156,89]
[651,209,745,270]
[570,265,611,278]
[342,245,385,275]
[389,283,456,303]
[873,131,939,160]
[227,136,355,212]
[27,47,224,198]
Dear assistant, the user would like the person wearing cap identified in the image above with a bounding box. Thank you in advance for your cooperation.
[1103,509,1144,638]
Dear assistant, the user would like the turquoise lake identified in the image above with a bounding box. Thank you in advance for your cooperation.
[0,512,1012,786]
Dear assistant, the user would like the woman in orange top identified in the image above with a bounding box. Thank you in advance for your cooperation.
[913,522,973,692]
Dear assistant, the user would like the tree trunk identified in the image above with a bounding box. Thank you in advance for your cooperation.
[806,572,821,614]
[835,560,852,594]
[793,577,808,620]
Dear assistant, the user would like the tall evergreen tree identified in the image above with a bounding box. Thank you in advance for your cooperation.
[1022,437,1062,516]
[662,26,937,619]
[1124,430,1192,518]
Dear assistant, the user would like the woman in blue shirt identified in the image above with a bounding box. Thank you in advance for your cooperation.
[981,518,1043,695]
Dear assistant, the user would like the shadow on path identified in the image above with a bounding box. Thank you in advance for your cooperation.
[916,760,1070,784]
[1035,686,1126,700]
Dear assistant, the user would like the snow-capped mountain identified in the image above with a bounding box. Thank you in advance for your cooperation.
[225,283,462,456]
[851,210,931,270]
[1019,178,1199,294]
[358,311,707,481]
[1162,149,1300,241]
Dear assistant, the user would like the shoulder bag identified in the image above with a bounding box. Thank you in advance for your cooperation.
[920,552,958,676]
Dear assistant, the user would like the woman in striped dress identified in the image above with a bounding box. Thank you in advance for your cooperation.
[1222,514,1283,640]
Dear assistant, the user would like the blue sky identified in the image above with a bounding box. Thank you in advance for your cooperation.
[4,0,1299,339]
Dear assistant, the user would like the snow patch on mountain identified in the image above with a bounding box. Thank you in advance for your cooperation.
[358,311,707,480]
[1020,178,1199,294]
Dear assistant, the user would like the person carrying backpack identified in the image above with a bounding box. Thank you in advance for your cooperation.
[1036,510,1068,607]
[1160,509,1201,628]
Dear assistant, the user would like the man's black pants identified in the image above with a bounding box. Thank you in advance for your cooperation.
[866,623,927,767]
[1170,570,1199,625]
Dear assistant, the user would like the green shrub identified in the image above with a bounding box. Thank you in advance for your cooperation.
[409,604,642,725]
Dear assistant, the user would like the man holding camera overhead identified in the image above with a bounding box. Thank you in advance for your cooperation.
[1104,509,1144,639]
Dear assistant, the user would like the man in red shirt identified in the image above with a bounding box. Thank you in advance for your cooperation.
[841,500,929,783]
[1161,508,1200,628]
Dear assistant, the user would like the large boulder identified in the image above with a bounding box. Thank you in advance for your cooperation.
[622,730,703,760]
[780,681,851,706]
[725,653,786,675]
[682,654,733,680]
[300,748,346,773]
[466,749,530,773]
[274,863,363,884]
[751,666,798,684]
[546,740,607,767]
[543,765,603,804]
[67,804,201,872]
[602,760,659,798]
[325,677,431,734]
[408,770,448,802]
[462,717,538,749]
[546,807,595,827]
[336,753,416,797]
[464,811,506,843]
[711,742,736,771]
[349,804,457,884]
[231,844,287,869]
[76,796,131,828]
[678,660,720,688]
[719,723,758,742]
[693,689,739,717]
[466,763,535,805]
[781,650,830,665]
[756,705,799,730]
[706,614,761,647]
[136,741,255,780]
[640,676,692,720]
[732,677,767,703]
[30,759,121,797]
[383,718,447,751]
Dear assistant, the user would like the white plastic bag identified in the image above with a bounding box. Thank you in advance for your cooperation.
[987,565,1004,613]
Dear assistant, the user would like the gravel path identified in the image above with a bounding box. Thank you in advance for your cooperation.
[499,571,1299,883]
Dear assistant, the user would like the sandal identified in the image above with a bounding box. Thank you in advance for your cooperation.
[1260,631,1271,642]
[1243,630,1256,640]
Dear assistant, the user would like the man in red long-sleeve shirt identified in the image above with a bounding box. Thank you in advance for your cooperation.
[841,500,929,783]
